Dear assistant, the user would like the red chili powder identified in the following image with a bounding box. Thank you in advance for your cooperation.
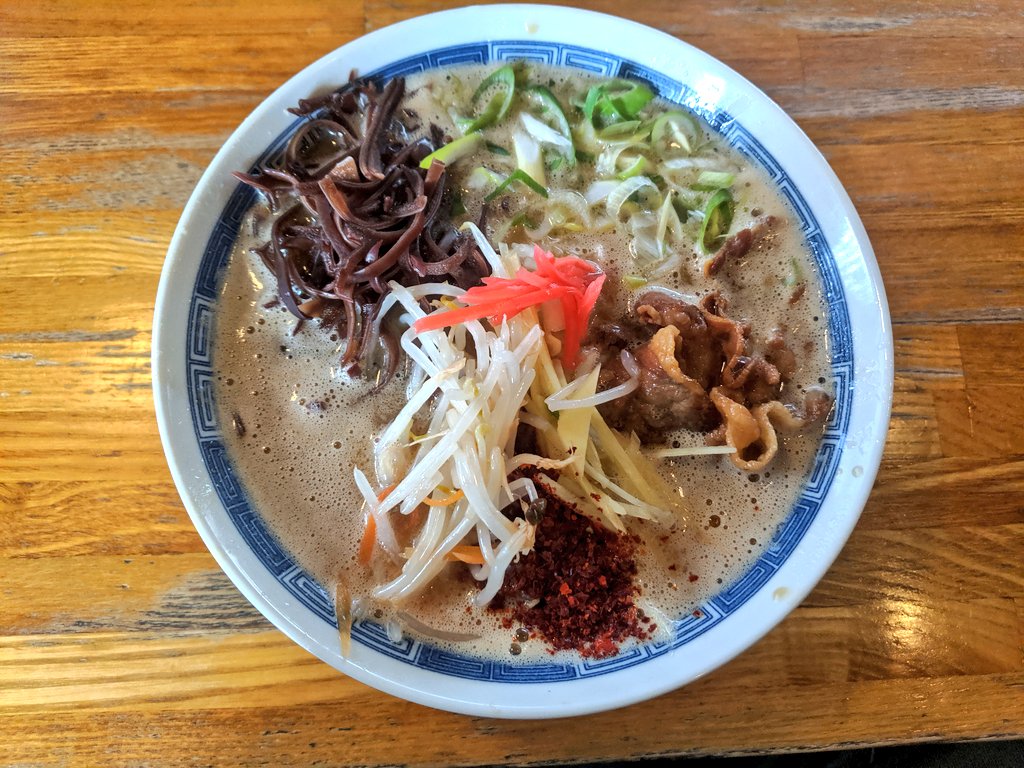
[489,471,653,658]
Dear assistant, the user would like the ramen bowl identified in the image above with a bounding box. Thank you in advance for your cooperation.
[152,3,892,718]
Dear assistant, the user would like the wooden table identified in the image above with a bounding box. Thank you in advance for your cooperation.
[3,1,1023,764]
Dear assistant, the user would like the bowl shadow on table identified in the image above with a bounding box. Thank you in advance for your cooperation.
[508,739,1024,768]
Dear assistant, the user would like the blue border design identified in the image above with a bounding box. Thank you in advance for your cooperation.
[186,41,855,683]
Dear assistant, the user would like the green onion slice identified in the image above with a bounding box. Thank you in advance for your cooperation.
[464,65,516,132]
[616,155,651,180]
[513,129,546,187]
[609,81,655,118]
[509,211,539,230]
[651,111,700,154]
[523,85,575,164]
[597,119,644,140]
[484,169,549,202]
[462,93,504,133]
[524,86,571,134]
[491,210,539,244]
[606,175,661,219]
[582,79,655,126]
[582,86,603,123]
[698,188,735,253]
[465,166,504,192]
[656,190,683,247]
[622,274,648,290]
[419,133,485,170]
[671,193,692,223]
[694,170,736,190]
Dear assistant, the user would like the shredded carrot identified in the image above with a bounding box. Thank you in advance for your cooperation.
[422,488,465,507]
[446,545,486,565]
[358,515,376,566]
[357,484,397,565]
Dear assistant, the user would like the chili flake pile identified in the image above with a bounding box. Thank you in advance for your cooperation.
[490,470,655,658]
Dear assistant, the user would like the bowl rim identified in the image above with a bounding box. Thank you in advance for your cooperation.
[153,3,893,718]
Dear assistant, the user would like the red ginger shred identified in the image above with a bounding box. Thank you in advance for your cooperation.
[412,245,605,370]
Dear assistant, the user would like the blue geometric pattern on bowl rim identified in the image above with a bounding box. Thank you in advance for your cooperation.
[186,41,853,682]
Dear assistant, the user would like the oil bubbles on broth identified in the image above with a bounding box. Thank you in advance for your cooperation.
[214,62,832,661]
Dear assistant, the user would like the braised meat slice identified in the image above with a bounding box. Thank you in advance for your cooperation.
[594,289,813,445]
[636,292,725,390]
[598,339,716,440]
[765,327,797,381]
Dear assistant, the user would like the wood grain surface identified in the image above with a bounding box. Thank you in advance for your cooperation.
[2,1,1023,765]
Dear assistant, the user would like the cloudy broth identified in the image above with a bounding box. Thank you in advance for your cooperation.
[213,64,831,661]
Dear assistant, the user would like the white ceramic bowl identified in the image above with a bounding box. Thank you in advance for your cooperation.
[153,4,892,718]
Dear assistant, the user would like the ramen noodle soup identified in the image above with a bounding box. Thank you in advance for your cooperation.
[215,63,832,661]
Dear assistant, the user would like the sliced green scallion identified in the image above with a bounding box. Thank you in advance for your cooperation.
[622,274,648,290]
[523,85,575,165]
[483,169,548,202]
[465,166,504,192]
[609,81,655,119]
[461,96,504,134]
[491,210,540,244]
[606,175,661,220]
[616,155,651,180]
[656,190,684,248]
[651,111,700,154]
[694,170,736,190]
[596,142,638,177]
[671,193,693,223]
[582,85,602,123]
[513,129,546,187]
[698,188,735,253]
[520,112,573,154]
[463,65,516,133]
[582,79,655,127]
[597,119,643,140]
[419,132,485,170]
[509,211,539,230]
